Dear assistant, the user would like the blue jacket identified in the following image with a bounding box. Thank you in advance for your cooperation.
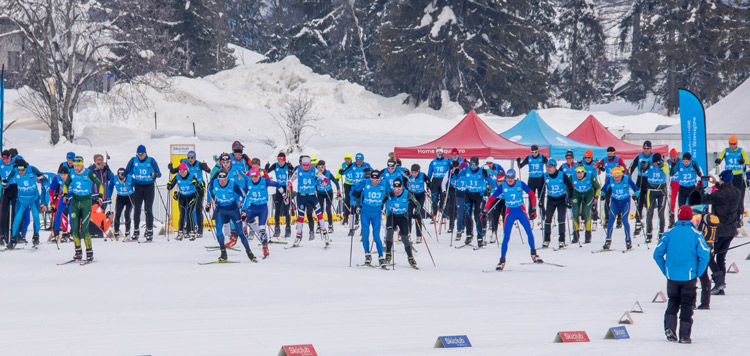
[653,221,710,281]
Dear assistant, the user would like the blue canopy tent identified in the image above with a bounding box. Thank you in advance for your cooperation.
[500,110,608,159]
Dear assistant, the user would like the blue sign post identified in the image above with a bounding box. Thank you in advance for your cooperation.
[434,335,472,348]
[604,326,630,340]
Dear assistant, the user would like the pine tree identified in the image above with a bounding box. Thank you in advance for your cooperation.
[170,0,235,77]
[552,0,607,110]
[374,0,555,115]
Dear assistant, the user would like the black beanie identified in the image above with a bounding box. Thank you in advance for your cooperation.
[682,152,691,160]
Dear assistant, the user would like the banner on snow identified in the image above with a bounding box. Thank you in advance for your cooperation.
[679,89,708,179]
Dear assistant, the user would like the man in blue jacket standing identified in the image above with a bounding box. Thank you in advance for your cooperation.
[653,205,710,344]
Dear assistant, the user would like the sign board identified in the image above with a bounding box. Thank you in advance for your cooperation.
[553,331,590,343]
[278,344,317,356]
[434,335,472,348]
[169,144,196,230]
[630,301,643,313]
[604,326,630,340]
[652,291,667,303]
[619,311,634,325]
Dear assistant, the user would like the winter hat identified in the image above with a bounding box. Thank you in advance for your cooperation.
[584,150,593,158]
[59,166,70,175]
[66,152,76,160]
[486,157,494,163]
[317,160,326,166]
[451,148,459,155]
[117,168,125,176]
[652,153,662,163]
[547,158,557,167]
[187,150,196,158]
[531,144,539,152]
[300,156,312,164]
[137,145,147,154]
[575,165,586,173]
[506,169,516,178]
[73,156,84,165]
[250,167,260,177]
[93,154,103,162]
[15,159,28,170]
[178,162,188,171]
[232,141,244,151]
[451,160,460,168]
[1,150,10,158]
[310,157,318,165]
[643,140,652,148]
[720,170,734,183]
[612,167,624,177]
[682,152,692,160]
[729,135,738,144]
[8,148,18,157]
[344,152,352,159]
[370,170,380,179]
[220,153,231,162]
[470,156,479,165]
[411,164,420,172]
[435,147,444,154]
[217,169,229,180]
[607,146,615,153]
[688,190,703,206]
[277,152,286,158]
[387,159,396,167]
[678,205,693,221]
[565,150,574,158]
[392,178,403,188]
[669,148,678,157]
[355,153,364,161]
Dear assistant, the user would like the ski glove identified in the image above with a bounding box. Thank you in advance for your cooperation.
[283,194,290,206]
[566,200,572,209]
[168,163,173,171]
[338,168,345,175]
[166,183,174,190]
[739,158,745,165]
[336,191,341,199]
[529,207,537,220]
[63,196,69,205]
[199,162,210,172]
[632,194,638,201]
[600,195,606,201]
[516,157,521,165]
[715,158,721,165]
[241,211,247,222]
[173,191,179,200]
[1,179,6,188]
[150,172,157,179]
[205,203,211,212]
[479,209,488,220]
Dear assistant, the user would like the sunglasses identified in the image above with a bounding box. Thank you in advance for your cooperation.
[233,149,243,153]
[188,156,196,159]
[531,151,538,154]
[137,152,146,156]
[387,164,395,167]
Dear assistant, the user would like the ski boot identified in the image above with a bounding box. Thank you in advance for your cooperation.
[196,231,203,239]
[86,249,94,262]
[293,233,302,247]
[309,230,315,241]
[416,235,423,244]
[247,250,258,263]
[124,230,131,241]
[496,257,506,271]
[328,226,334,234]
[616,218,623,230]
[711,272,726,295]
[464,235,473,245]
[378,256,386,268]
[584,230,591,244]
[144,229,153,241]
[446,228,453,234]
[602,239,612,250]
[696,304,710,310]
[476,239,485,248]
[315,225,321,234]
[665,329,678,342]
[189,232,196,241]
[625,239,632,250]
[32,233,39,248]
[645,234,652,244]
[385,252,392,264]
[284,226,292,238]
[218,247,228,262]
[363,254,373,266]
[455,231,462,241]
[323,230,331,247]
[19,236,28,244]
[558,241,566,249]
[408,256,418,269]
[73,246,82,260]
[571,231,580,244]
[225,236,238,248]
[668,212,675,229]
[247,228,255,240]
[531,250,543,264]
[274,225,281,238]
[114,230,123,240]
[61,232,71,243]
[348,229,355,237]
[542,240,550,249]
[262,244,269,258]
[633,221,642,236]
[679,337,691,344]
[175,231,184,241]
[489,232,498,244]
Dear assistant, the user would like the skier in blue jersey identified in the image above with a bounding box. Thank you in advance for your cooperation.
[458,156,494,248]
[122,145,161,241]
[517,145,548,226]
[482,169,542,270]
[629,141,655,235]
[427,147,450,223]
[205,169,257,262]
[166,162,203,241]
[315,160,339,234]
[49,165,71,242]
[242,167,287,257]
[384,178,421,269]
[339,153,371,233]
[645,153,670,243]
[168,150,211,238]
[541,159,573,249]
[266,152,295,238]
[351,170,389,267]
[600,167,639,250]
[715,135,749,225]
[110,168,134,240]
[6,159,48,249]
[288,156,330,247]
[408,164,430,242]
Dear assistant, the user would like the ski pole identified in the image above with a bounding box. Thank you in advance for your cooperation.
[416,218,436,267]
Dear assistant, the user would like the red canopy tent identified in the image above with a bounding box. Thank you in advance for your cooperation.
[394,111,547,159]
[567,115,669,157]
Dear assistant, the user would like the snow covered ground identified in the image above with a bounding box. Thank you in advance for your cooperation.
[1,47,746,355]
[2,226,749,356]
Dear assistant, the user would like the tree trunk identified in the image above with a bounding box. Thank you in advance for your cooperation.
[48,95,60,145]
[667,27,677,115]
